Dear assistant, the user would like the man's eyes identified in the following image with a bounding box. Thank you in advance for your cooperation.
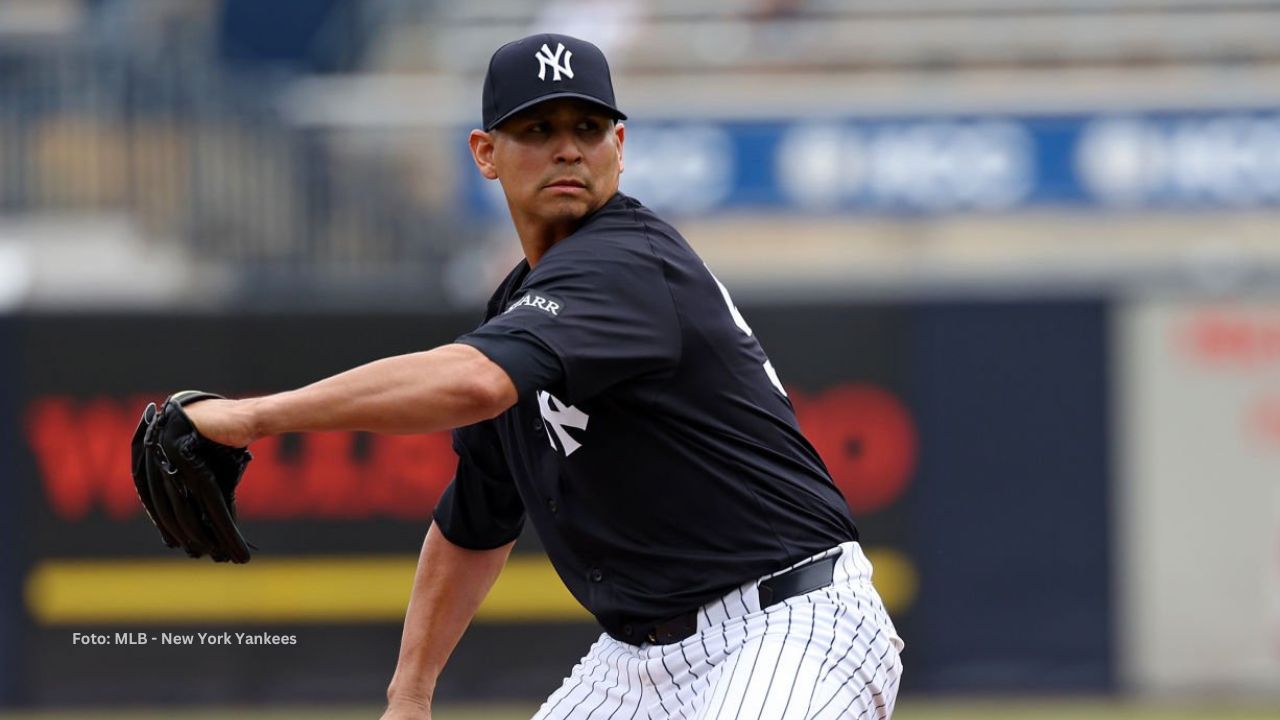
[523,120,604,134]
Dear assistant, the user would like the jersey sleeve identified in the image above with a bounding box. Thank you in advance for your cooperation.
[432,420,525,550]
[457,236,682,405]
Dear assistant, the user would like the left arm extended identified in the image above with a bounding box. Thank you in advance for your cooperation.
[184,343,517,446]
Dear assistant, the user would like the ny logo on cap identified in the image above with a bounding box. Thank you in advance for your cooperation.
[535,42,574,81]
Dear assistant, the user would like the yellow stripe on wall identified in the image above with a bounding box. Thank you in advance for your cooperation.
[26,555,589,625]
[27,546,918,625]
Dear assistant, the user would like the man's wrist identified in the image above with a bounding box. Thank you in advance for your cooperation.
[388,663,439,701]
[386,692,431,708]
[243,394,278,443]
[387,678,435,708]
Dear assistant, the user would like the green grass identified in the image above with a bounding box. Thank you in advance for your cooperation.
[894,700,1280,720]
[0,700,1276,719]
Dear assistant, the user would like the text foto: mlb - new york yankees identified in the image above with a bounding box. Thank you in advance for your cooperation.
[71,631,298,646]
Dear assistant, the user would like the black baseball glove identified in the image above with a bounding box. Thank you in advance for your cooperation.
[130,390,255,563]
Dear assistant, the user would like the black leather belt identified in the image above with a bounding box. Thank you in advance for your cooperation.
[636,552,840,646]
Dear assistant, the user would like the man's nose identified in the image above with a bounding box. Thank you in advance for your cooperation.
[551,130,583,164]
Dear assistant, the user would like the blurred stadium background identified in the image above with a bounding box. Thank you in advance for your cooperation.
[1,0,1279,717]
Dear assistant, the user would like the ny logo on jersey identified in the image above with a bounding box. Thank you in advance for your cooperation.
[535,43,574,81]
[537,391,588,456]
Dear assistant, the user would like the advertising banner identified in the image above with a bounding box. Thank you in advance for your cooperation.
[1119,299,1280,694]
[7,301,1111,705]
[0,316,21,706]
[13,313,593,706]
[463,110,1280,216]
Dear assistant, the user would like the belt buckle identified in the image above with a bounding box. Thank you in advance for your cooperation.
[646,611,696,645]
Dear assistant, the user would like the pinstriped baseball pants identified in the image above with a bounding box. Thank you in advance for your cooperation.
[531,542,904,720]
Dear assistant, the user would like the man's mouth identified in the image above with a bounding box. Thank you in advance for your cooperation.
[546,178,587,189]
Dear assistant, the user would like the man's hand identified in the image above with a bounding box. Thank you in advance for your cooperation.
[182,397,260,448]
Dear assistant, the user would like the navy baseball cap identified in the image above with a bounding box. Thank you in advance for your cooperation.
[482,33,627,131]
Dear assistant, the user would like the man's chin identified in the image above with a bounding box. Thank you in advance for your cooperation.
[539,197,593,222]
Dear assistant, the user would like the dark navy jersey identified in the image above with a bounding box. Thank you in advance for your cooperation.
[436,192,857,640]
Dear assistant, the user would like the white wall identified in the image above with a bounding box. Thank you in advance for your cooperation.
[1119,298,1280,694]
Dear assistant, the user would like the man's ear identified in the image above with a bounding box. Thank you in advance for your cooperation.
[469,129,498,180]
[615,122,625,174]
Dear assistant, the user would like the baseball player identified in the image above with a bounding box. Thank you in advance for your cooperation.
[177,33,902,719]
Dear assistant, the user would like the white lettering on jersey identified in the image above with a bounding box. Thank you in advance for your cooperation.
[506,293,563,316]
[707,265,788,397]
[537,391,589,456]
[710,271,754,337]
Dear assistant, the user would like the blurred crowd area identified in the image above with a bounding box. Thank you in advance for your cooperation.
[0,0,1278,310]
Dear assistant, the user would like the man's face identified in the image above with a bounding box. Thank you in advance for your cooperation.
[471,99,625,226]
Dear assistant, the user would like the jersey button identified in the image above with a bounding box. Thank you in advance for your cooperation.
[533,419,544,432]
[547,499,558,513]
[589,568,604,583]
